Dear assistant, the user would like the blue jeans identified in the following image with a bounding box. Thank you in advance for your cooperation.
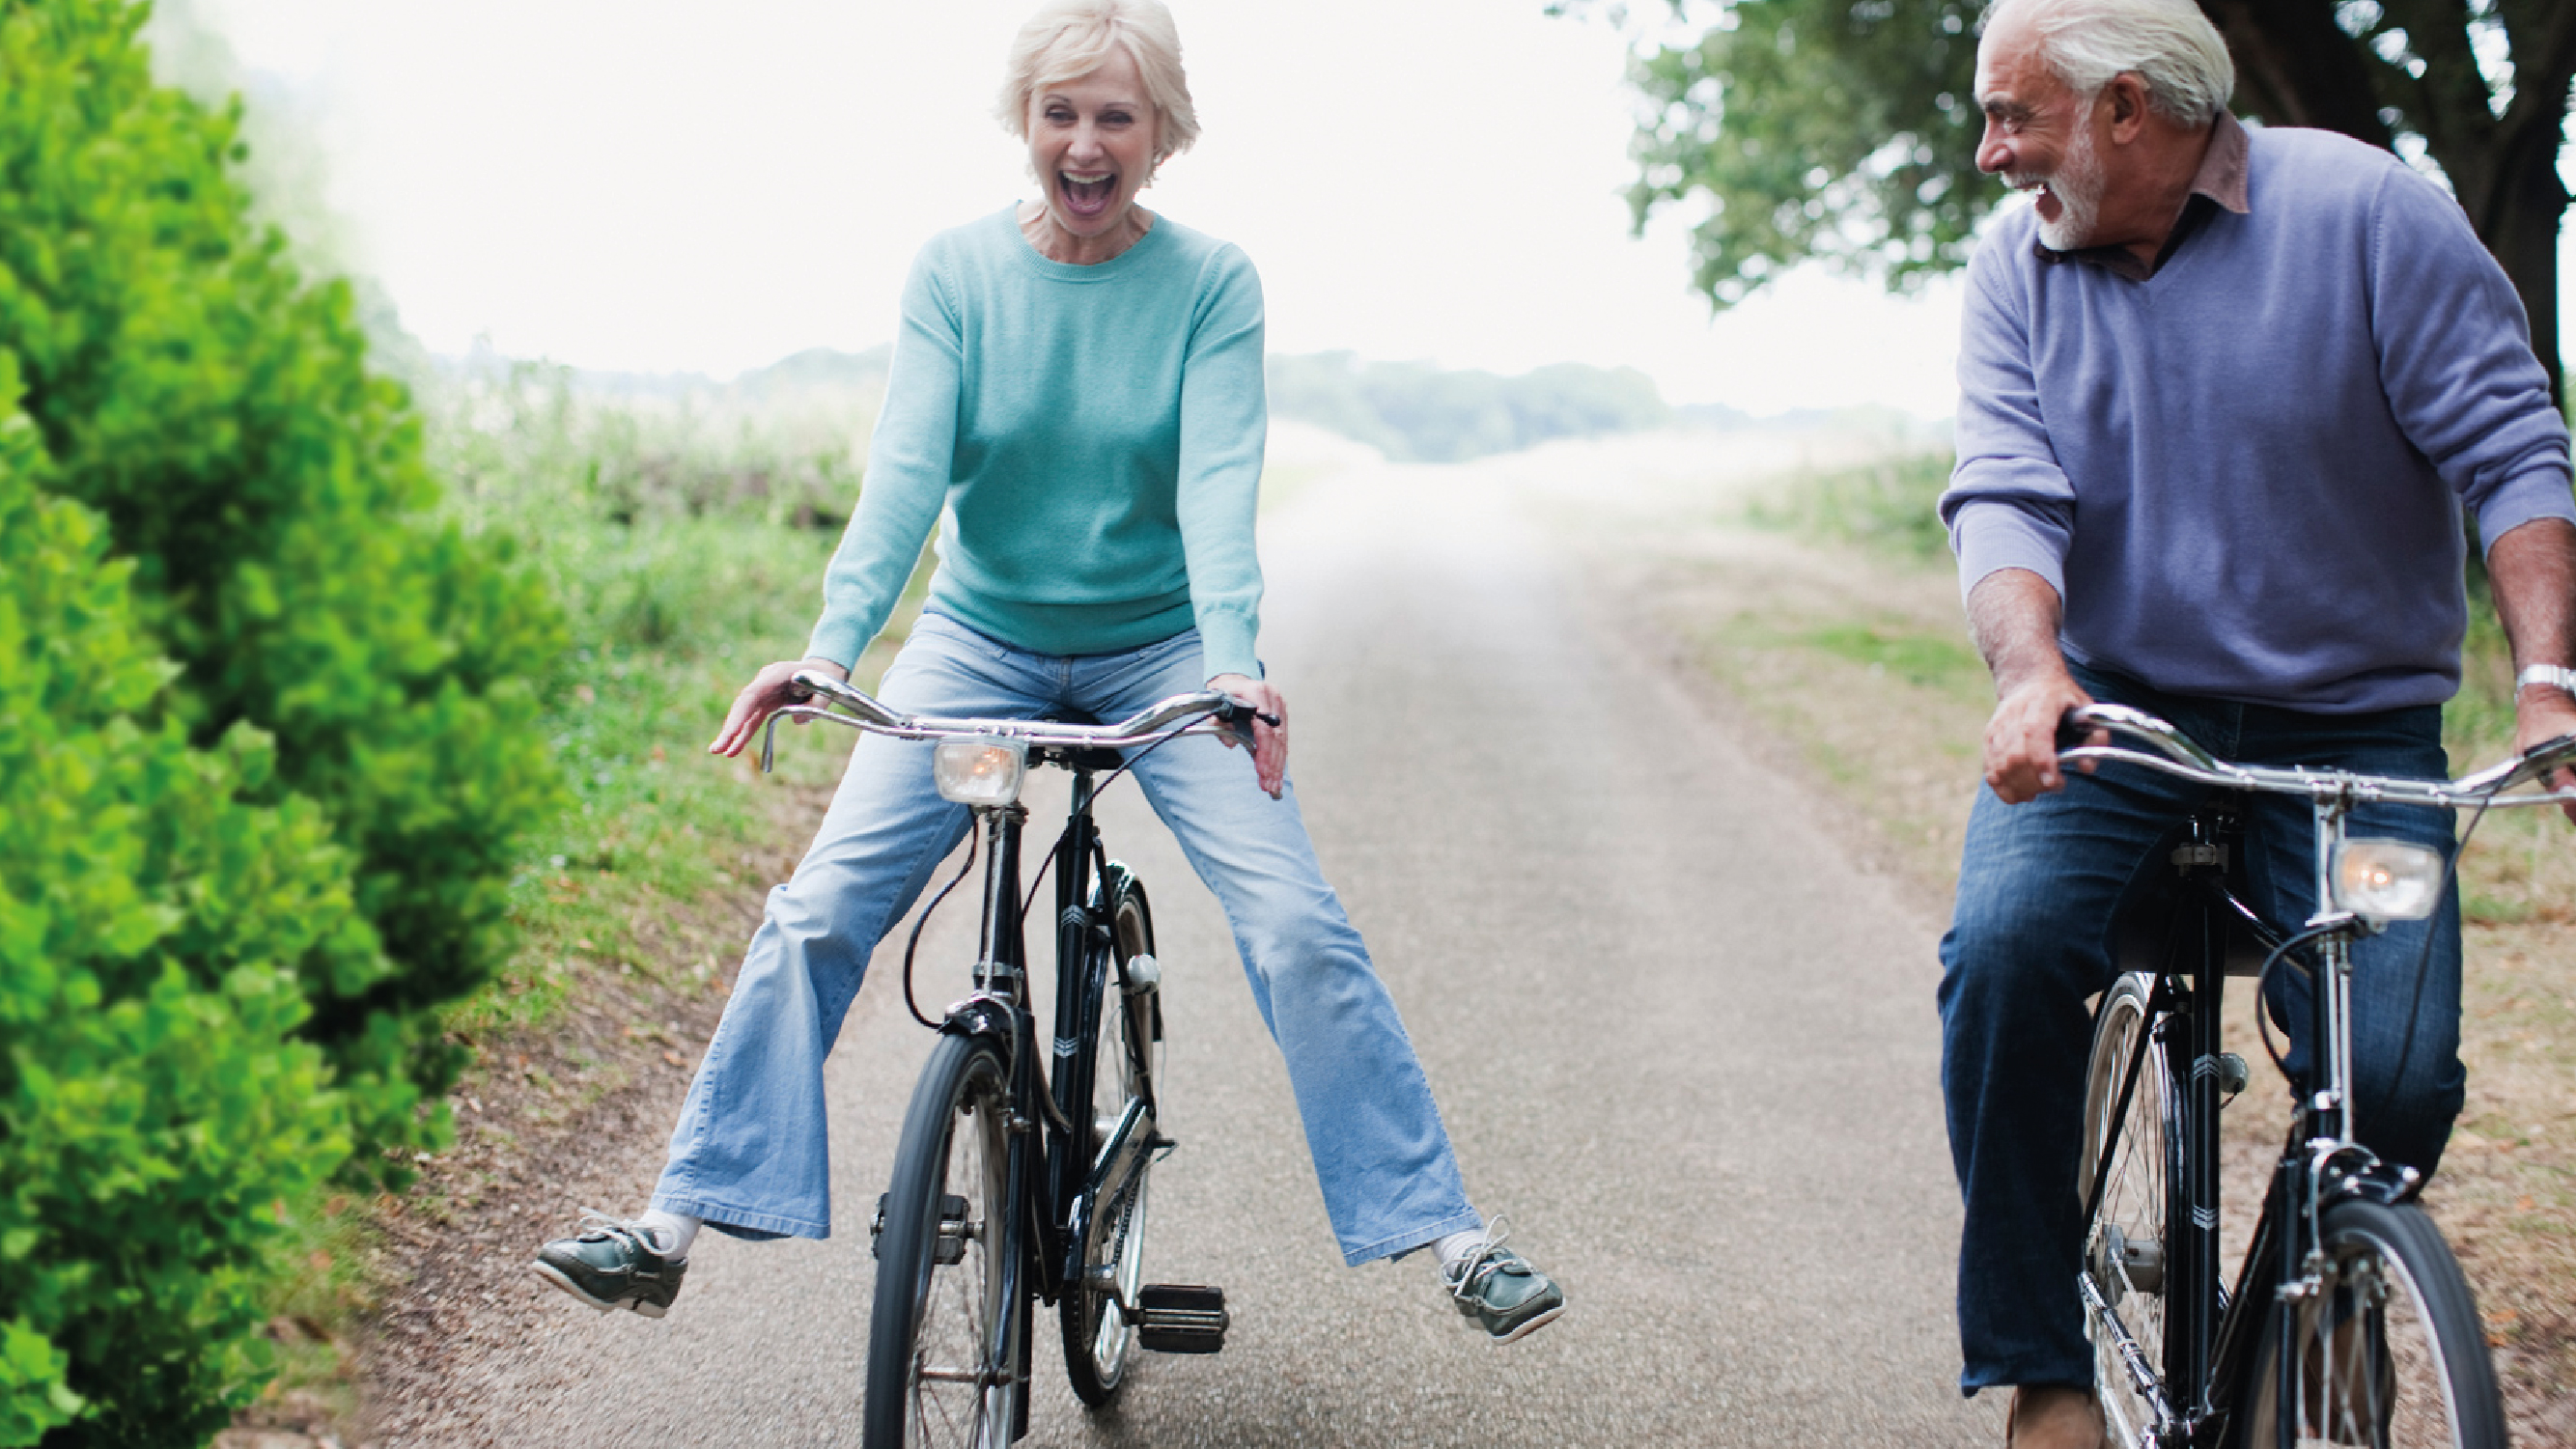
[1937,662,2464,1395]
[652,613,1479,1265]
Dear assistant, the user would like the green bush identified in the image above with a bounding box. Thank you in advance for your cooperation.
[0,372,364,1446]
[1746,452,1958,562]
[0,0,564,1148]
[430,356,871,531]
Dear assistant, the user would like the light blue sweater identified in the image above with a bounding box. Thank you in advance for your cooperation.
[806,206,1268,681]
[1943,124,2575,712]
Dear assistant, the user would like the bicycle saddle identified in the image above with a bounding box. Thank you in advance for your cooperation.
[2105,814,2276,981]
[1031,710,1127,774]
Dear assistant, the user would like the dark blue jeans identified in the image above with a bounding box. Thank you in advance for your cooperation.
[1936,663,2465,1396]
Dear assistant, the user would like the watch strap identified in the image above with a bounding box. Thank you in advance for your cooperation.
[2514,663,2576,696]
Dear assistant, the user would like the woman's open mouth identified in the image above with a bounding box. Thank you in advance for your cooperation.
[1059,170,1118,219]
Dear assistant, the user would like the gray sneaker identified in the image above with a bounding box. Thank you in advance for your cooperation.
[533,1211,687,1318]
[1442,1219,1564,1343]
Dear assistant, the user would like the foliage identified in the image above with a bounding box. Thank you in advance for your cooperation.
[1613,0,1987,307]
[1600,0,2572,396]
[0,372,363,1446]
[430,348,882,533]
[1266,351,1671,462]
[0,0,565,1149]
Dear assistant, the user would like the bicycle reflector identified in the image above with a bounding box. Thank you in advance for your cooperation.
[933,736,1027,806]
[2331,839,2444,921]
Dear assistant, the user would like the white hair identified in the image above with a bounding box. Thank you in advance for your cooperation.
[1987,0,2234,125]
[996,0,1200,166]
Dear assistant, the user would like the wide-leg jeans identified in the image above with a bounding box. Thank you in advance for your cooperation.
[652,612,1479,1265]
[1937,661,2465,1395]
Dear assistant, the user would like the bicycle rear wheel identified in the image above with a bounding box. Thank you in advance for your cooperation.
[864,1032,1021,1449]
[1061,871,1162,1407]
[2081,973,2178,1448]
[2236,1199,2505,1449]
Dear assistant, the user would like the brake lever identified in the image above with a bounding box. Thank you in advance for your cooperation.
[1212,694,1278,749]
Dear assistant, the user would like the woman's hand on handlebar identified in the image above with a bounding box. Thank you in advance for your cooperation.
[711,656,851,759]
[1208,672,1287,800]
[1983,667,2100,804]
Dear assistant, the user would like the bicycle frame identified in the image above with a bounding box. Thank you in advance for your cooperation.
[943,756,1125,1317]
[2066,706,2576,1449]
[760,672,1237,1323]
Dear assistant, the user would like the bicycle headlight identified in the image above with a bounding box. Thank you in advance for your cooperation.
[933,737,1027,807]
[2331,839,2444,922]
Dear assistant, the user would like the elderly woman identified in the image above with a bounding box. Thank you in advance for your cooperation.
[533,0,1560,1344]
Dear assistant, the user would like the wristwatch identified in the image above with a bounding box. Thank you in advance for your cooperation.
[2515,663,2576,698]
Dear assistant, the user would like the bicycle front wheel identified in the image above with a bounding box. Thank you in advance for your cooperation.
[1061,871,1162,1407]
[2081,972,2178,1448]
[864,1032,1021,1449]
[2236,1199,2505,1449]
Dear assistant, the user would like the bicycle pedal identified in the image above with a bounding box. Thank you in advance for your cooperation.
[1134,1284,1228,1354]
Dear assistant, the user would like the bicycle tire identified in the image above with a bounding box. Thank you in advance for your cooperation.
[2235,1198,2506,1449]
[2081,972,2179,1449]
[864,1032,1021,1449]
[1060,871,1161,1407]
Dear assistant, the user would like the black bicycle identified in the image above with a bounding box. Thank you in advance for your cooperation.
[2065,703,2576,1449]
[762,670,1265,1448]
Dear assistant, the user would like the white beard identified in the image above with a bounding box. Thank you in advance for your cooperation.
[2032,123,2106,251]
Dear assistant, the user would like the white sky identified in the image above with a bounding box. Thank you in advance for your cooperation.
[186,0,2575,420]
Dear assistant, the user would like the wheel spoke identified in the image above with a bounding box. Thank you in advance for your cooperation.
[1061,880,1161,1408]
[2249,1203,2505,1449]
[865,1036,1018,1449]
[2082,980,2173,1448]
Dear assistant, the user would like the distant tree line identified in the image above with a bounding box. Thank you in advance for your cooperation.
[1266,352,1674,463]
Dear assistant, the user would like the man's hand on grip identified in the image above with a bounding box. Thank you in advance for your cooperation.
[1984,670,2100,805]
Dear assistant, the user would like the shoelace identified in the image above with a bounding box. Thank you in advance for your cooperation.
[1441,1214,1520,1300]
[574,1207,658,1256]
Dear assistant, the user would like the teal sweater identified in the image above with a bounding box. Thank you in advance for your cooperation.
[805,206,1268,682]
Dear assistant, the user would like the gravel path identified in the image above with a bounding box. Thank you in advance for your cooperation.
[364,435,2003,1447]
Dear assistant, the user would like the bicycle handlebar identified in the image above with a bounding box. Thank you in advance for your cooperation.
[2055,702,2576,811]
[757,668,1263,773]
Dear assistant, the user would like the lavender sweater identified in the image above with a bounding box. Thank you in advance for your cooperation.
[1943,124,2575,712]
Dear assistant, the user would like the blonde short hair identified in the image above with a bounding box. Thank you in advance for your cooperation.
[996,0,1200,167]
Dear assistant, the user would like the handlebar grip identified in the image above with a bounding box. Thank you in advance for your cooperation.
[1213,695,1281,729]
[2055,709,2095,752]
[2523,732,2576,777]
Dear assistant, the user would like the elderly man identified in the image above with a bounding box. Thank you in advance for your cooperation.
[1937,0,2576,1442]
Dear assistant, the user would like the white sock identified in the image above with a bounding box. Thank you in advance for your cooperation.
[1434,1225,1488,1275]
[639,1209,700,1261]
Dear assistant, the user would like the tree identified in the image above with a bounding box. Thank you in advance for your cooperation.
[1605,0,2576,401]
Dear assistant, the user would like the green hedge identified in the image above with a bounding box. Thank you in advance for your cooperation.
[0,367,363,1445]
[0,0,564,1150]
[0,0,569,1438]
